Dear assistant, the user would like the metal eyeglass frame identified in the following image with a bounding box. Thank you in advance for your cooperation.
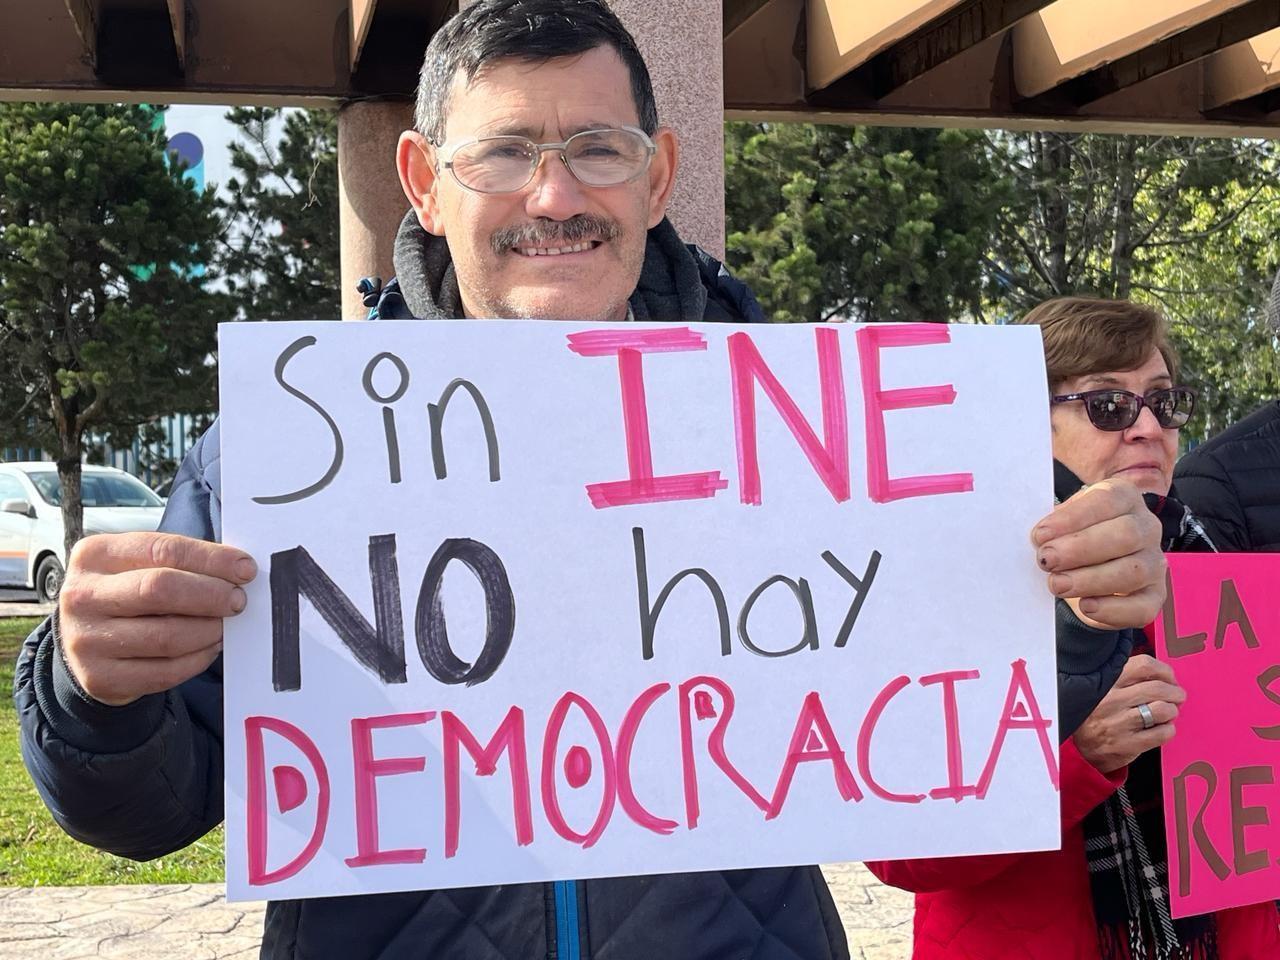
[436,125,657,194]
[1049,386,1197,431]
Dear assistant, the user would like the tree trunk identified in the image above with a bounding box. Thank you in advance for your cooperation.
[56,437,84,564]
[1043,135,1072,294]
[1109,138,1138,300]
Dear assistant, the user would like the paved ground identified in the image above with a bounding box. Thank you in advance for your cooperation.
[0,864,912,959]
[0,590,52,618]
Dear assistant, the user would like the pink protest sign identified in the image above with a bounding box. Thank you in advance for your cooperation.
[1153,553,1280,918]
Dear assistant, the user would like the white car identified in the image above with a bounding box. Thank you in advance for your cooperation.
[0,462,166,602]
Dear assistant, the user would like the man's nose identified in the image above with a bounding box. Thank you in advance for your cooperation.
[523,152,590,222]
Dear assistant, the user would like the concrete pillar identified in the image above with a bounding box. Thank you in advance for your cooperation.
[458,0,726,257]
[337,98,414,320]
[613,0,726,257]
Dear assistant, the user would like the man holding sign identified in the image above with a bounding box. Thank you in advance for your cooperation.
[18,2,1167,958]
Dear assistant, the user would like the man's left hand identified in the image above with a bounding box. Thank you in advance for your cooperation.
[1031,478,1165,630]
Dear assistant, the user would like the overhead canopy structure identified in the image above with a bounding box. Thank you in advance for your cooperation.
[725,0,1280,135]
[4,0,1280,135]
[7,0,1279,318]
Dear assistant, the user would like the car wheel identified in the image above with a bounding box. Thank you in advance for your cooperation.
[36,555,64,604]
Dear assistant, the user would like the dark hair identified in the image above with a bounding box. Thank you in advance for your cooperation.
[415,0,658,144]
[1014,297,1179,390]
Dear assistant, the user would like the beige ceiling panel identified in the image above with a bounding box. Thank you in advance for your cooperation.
[351,0,377,71]
[1203,27,1280,108]
[1013,0,1252,98]
[806,0,968,91]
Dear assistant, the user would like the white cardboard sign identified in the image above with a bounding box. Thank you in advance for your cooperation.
[218,319,1059,902]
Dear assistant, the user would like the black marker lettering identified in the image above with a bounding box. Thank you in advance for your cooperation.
[362,352,410,485]
[253,336,344,505]
[633,527,731,661]
[415,538,515,686]
[738,575,818,658]
[428,379,501,482]
[822,549,882,648]
[270,533,405,691]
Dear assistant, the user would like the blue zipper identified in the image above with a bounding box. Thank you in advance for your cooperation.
[552,880,581,960]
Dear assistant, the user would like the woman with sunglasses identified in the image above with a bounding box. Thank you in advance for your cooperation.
[867,298,1280,959]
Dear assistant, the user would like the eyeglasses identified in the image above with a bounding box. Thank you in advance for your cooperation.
[1051,387,1197,431]
[438,126,656,195]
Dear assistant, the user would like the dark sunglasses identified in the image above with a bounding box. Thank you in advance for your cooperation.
[1050,387,1197,431]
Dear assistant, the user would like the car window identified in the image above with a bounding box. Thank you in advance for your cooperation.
[0,474,26,502]
[24,471,163,508]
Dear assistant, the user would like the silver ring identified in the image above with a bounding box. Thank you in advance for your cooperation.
[1137,702,1156,730]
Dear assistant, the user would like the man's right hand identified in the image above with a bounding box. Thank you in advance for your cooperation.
[58,532,257,707]
[1073,654,1184,774]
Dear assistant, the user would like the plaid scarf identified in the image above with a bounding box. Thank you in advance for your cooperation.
[1077,478,1219,960]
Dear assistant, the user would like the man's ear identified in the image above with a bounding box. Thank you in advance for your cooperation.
[645,126,679,229]
[397,130,446,237]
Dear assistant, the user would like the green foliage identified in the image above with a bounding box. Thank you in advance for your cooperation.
[726,123,1280,442]
[220,107,340,322]
[0,103,227,550]
[1141,178,1280,439]
[725,123,1009,323]
[983,132,1280,441]
[0,618,224,884]
[984,132,1275,309]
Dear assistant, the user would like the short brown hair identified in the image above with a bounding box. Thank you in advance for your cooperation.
[1014,297,1178,391]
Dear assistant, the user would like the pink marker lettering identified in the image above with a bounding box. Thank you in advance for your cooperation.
[567,328,729,508]
[245,715,330,886]
[678,676,769,828]
[856,324,974,503]
[976,659,1060,798]
[766,691,861,819]
[729,328,850,505]
[541,692,617,848]
[920,670,982,802]
[856,676,925,804]
[616,682,679,835]
[345,712,434,868]
[441,707,534,859]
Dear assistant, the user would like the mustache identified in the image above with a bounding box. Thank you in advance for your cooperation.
[491,215,620,254]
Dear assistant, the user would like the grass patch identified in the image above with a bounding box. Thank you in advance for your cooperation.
[1,615,225,885]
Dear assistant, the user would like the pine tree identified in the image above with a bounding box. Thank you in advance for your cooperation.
[220,107,340,322]
[0,103,227,562]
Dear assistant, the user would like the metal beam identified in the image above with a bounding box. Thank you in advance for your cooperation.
[806,0,970,92]
[166,0,185,69]
[814,0,1053,102]
[351,0,377,72]
[1203,27,1280,110]
[348,0,453,96]
[724,0,773,38]
[724,0,806,109]
[1013,0,1272,106]
[62,0,100,68]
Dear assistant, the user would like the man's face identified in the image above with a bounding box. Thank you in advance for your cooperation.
[1049,348,1180,496]
[402,46,676,321]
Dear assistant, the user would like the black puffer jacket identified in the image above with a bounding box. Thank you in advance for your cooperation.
[1173,400,1280,551]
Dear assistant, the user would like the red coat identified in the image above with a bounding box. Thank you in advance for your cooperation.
[866,739,1280,959]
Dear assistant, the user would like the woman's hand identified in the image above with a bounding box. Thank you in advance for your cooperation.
[1074,654,1184,774]
[1032,479,1165,630]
